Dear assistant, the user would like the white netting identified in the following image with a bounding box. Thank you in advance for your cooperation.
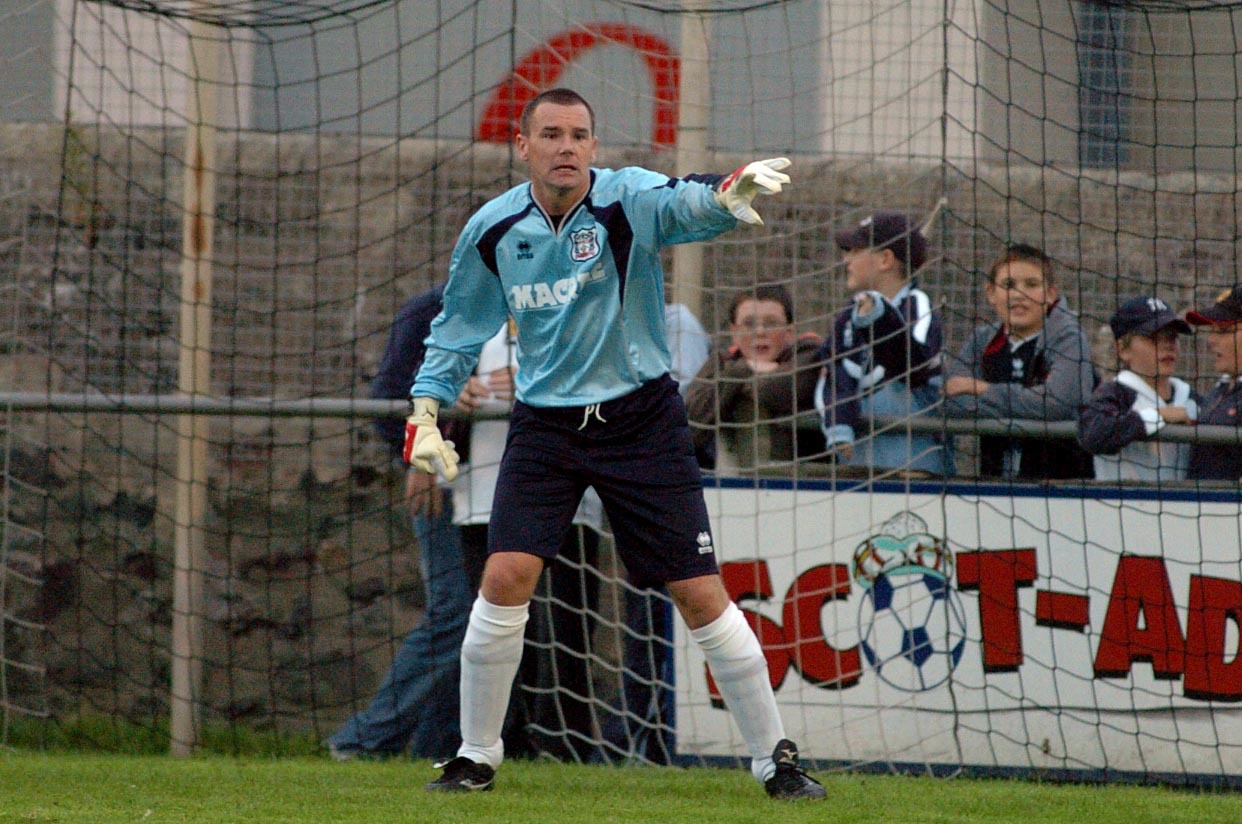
[0,0,1240,787]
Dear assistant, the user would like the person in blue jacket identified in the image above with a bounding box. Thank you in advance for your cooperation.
[406,87,822,800]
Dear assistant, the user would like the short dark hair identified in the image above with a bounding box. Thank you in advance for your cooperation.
[519,88,596,136]
[987,243,1055,286]
[728,285,794,325]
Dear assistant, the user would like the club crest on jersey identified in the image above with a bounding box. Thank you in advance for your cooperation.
[569,227,600,262]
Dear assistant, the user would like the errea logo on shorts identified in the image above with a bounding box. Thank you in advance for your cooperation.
[509,264,606,310]
[696,532,714,555]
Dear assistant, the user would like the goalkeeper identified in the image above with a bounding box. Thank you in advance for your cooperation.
[410,87,822,800]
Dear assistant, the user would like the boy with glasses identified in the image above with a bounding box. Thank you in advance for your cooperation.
[686,284,824,469]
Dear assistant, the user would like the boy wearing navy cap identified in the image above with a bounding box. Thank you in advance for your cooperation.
[816,210,954,476]
[1184,285,1242,480]
[1078,296,1198,482]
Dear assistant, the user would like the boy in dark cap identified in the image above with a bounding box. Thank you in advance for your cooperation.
[1078,296,1198,482]
[1185,285,1242,480]
[816,210,954,475]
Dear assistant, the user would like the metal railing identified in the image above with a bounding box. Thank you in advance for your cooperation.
[2,391,1240,445]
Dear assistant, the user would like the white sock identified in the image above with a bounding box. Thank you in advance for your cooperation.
[690,602,786,784]
[456,595,529,769]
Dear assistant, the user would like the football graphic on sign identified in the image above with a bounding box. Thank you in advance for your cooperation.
[853,513,967,692]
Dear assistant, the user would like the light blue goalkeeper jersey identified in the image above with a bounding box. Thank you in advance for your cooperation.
[412,166,735,408]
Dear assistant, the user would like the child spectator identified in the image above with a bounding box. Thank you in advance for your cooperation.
[816,211,954,476]
[1185,285,1242,480]
[1078,296,1197,482]
[686,285,824,470]
[942,243,1096,480]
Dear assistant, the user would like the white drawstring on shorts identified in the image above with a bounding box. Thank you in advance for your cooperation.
[577,403,606,430]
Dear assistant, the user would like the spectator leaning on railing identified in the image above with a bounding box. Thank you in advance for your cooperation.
[1078,296,1198,483]
[942,243,1096,480]
[1184,284,1242,480]
[815,210,954,476]
[686,284,824,470]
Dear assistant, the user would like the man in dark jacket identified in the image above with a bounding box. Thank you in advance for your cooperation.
[1185,284,1242,480]
[328,283,473,760]
[330,284,596,762]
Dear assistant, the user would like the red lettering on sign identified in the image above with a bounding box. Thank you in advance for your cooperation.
[715,543,1242,704]
[711,561,790,706]
[1094,556,1184,679]
[477,23,679,147]
[1035,590,1090,630]
[712,561,860,705]
[1184,575,1242,701]
[956,549,1037,672]
[782,564,862,689]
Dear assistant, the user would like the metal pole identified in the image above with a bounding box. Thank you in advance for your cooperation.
[672,2,711,320]
[170,9,219,758]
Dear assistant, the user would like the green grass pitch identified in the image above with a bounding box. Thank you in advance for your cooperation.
[3,752,1242,823]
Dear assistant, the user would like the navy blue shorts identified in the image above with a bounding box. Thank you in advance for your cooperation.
[488,374,719,589]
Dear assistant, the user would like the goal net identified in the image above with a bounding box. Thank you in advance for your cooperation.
[2,0,1241,785]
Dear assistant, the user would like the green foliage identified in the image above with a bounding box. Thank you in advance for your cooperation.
[2,715,320,757]
[1,753,1241,824]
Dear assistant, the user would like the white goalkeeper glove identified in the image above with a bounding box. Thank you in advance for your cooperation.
[402,397,460,482]
[714,157,791,226]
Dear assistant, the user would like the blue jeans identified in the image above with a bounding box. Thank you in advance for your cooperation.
[328,490,471,759]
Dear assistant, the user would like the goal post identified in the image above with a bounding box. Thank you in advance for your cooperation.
[170,4,221,758]
[2,0,1242,788]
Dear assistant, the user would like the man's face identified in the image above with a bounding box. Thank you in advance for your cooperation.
[1205,322,1242,376]
[516,101,597,210]
[730,298,793,366]
[985,259,1058,339]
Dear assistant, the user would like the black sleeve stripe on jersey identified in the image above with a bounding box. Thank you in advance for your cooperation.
[476,203,537,278]
[676,172,726,189]
[590,202,635,302]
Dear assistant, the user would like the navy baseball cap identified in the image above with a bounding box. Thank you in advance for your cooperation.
[1186,285,1242,326]
[834,211,927,271]
[1109,296,1192,338]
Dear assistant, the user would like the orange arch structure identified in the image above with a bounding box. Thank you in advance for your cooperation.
[477,23,679,148]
